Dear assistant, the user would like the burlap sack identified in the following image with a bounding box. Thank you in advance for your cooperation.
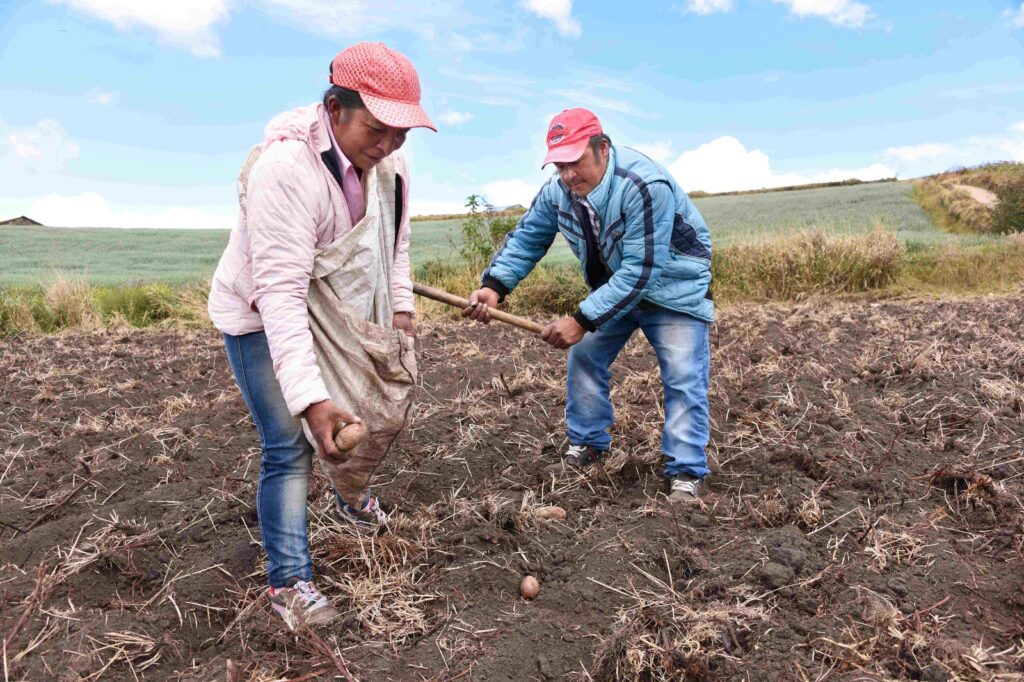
[303,156,417,505]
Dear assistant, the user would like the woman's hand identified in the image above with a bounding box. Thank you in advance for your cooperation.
[302,399,360,460]
[393,311,416,337]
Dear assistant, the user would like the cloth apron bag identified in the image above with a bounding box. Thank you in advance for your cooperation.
[303,156,418,506]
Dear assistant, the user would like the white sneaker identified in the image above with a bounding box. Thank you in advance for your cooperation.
[268,578,341,628]
[335,493,390,529]
[667,475,703,503]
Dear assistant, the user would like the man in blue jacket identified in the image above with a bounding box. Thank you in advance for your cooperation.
[463,108,713,502]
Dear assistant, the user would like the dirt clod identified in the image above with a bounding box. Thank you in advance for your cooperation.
[758,561,796,589]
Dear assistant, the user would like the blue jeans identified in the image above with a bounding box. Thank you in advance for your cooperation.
[566,305,710,479]
[223,331,315,589]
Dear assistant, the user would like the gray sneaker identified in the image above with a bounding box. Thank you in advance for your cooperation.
[268,578,341,629]
[667,474,703,503]
[543,444,606,477]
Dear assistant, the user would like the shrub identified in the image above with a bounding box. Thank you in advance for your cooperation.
[912,179,992,233]
[0,280,210,337]
[36,276,101,332]
[992,182,1024,234]
[460,195,518,266]
[95,284,180,326]
[414,258,586,321]
[711,228,904,301]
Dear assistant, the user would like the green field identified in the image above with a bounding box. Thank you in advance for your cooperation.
[699,180,941,245]
[0,180,958,286]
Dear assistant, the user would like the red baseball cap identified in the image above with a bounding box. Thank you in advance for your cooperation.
[330,42,436,131]
[542,108,603,167]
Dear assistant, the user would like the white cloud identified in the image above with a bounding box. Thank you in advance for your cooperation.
[631,141,675,163]
[50,0,228,57]
[24,192,233,228]
[408,199,470,217]
[256,1,524,53]
[939,82,1024,101]
[682,0,734,15]
[879,123,1024,175]
[550,89,653,118]
[54,0,528,57]
[771,0,871,28]
[667,136,893,194]
[256,0,442,34]
[523,0,582,37]
[883,143,954,163]
[577,73,634,93]
[1,118,80,173]
[481,179,539,208]
[438,110,474,126]
[86,88,120,106]
[1005,2,1024,28]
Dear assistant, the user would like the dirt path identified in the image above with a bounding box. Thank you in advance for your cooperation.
[1,297,1023,680]
[952,183,999,209]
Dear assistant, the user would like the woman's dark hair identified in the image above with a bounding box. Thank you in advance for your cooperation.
[322,84,365,110]
[588,133,612,154]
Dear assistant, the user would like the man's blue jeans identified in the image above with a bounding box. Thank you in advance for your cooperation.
[566,305,710,479]
[223,331,314,588]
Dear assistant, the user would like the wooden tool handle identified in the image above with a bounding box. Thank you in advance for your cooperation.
[412,282,545,335]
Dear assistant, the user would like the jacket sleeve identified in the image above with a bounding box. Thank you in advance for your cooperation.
[247,146,331,417]
[578,180,672,329]
[481,181,559,298]
[391,156,414,314]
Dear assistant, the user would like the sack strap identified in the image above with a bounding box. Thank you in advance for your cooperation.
[394,174,404,250]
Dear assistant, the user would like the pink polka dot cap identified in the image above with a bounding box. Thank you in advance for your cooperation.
[330,42,436,132]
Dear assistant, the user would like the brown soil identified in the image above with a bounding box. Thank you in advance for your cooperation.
[1,295,1023,681]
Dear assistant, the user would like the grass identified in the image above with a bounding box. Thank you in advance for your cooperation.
[0,180,942,287]
[912,161,1024,235]
[3,176,1024,336]
[0,280,209,335]
[699,180,942,247]
[0,227,229,287]
[933,161,1024,194]
[710,227,904,301]
[912,179,993,234]
[10,226,1020,337]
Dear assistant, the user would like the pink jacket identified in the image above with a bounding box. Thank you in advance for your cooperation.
[208,103,415,417]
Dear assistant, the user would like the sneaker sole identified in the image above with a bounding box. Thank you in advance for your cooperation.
[333,509,389,530]
[270,600,342,628]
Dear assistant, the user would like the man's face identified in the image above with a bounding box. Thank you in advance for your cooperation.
[329,100,408,172]
[554,141,609,197]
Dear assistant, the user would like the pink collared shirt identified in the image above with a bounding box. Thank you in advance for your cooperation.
[325,118,366,225]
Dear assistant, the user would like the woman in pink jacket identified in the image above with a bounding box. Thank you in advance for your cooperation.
[208,43,434,627]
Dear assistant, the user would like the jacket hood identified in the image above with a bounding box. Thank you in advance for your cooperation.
[262,103,331,153]
[584,145,617,213]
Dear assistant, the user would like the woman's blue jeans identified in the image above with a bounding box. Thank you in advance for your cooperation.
[566,305,711,479]
[223,331,314,588]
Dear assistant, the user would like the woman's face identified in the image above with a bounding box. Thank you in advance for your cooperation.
[329,101,408,172]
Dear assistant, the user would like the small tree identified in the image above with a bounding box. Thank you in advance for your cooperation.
[992,182,1024,234]
[460,194,518,265]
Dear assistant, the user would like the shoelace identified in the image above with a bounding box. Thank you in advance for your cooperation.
[361,496,389,523]
[671,478,698,495]
[291,580,328,611]
[565,445,588,458]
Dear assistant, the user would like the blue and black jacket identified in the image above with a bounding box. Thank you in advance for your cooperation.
[482,144,714,329]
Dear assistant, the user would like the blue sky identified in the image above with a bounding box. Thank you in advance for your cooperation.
[1,0,1022,228]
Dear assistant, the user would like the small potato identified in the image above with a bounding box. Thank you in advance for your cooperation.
[334,422,367,452]
[520,575,540,600]
[534,505,567,521]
